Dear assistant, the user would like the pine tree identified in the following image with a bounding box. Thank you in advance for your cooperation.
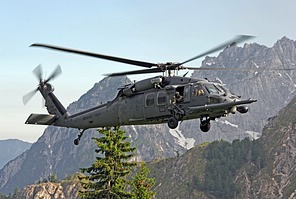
[130,163,155,199]
[79,127,136,199]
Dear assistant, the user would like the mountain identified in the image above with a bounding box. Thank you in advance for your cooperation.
[0,139,31,169]
[235,95,296,198]
[148,95,296,199]
[187,36,296,140]
[0,37,295,194]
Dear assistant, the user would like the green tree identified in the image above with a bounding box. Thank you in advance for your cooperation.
[0,193,8,199]
[130,163,155,199]
[195,138,265,199]
[79,127,136,199]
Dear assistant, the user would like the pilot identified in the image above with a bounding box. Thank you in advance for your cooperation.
[197,88,205,96]
[194,85,205,96]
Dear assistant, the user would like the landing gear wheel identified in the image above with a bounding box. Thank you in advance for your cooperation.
[74,129,86,145]
[168,117,178,129]
[200,121,211,132]
[74,138,80,145]
[200,117,211,132]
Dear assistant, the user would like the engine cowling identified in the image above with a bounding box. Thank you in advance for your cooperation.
[123,77,162,96]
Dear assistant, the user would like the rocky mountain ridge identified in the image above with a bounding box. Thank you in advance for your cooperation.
[188,36,296,141]
[0,37,295,194]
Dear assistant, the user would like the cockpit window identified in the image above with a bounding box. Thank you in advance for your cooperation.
[204,84,223,94]
[216,85,227,93]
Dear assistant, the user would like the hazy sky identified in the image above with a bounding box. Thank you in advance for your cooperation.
[1,0,296,142]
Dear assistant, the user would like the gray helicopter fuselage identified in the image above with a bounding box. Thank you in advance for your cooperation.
[54,76,248,130]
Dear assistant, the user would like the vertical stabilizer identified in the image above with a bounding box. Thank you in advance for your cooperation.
[40,83,70,119]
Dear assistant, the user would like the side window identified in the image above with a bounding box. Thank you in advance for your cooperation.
[157,91,167,105]
[146,93,155,107]
[183,85,190,102]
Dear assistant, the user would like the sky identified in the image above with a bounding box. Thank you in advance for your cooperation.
[1,0,296,143]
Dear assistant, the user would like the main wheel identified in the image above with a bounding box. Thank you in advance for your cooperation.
[200,121,211,132]
[168,117,178,129]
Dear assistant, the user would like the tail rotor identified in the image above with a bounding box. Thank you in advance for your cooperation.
[22,65,62,105]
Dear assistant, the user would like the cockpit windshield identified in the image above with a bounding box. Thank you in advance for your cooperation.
[204,84,224,94]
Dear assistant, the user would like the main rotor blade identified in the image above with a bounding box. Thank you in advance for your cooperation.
[179,35,255,66]
[32,64,43,82]
[45,65,62,83]
[105,68,163,77]
[183,66,296,71]
[22,88,38,105]
[31,43,157,68]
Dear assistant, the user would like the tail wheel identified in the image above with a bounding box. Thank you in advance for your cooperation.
[74,139,80,145]
[168,117,178,129]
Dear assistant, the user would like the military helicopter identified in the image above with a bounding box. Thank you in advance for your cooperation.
[24,35,289,145]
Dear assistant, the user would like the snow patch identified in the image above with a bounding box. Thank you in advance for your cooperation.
[252,62,260,68]
[131,125,138,140]
[206,62,215,66]
[169,126,195,150]
[246,131,261,140]
[220,120,239,128]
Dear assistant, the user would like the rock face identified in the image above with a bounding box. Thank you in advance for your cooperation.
[235,96,296,199]
[0,139,31,169]
[13,181,81,199]
[0,37,295,194]
[188,36,296,142]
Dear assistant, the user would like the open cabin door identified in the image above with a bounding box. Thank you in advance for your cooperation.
[175,85,191,103]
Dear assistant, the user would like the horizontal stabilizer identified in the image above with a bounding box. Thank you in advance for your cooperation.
[25,113,56,125]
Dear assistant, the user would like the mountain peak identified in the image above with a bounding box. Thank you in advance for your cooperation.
[274,36,296,49]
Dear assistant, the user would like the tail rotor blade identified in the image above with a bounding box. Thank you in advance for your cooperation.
[45,65,62,83]
[32,64,43,82]
[22,88,38,105]
[23,65,62,105]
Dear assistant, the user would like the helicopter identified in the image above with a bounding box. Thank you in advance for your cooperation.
[23,35,292,145]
